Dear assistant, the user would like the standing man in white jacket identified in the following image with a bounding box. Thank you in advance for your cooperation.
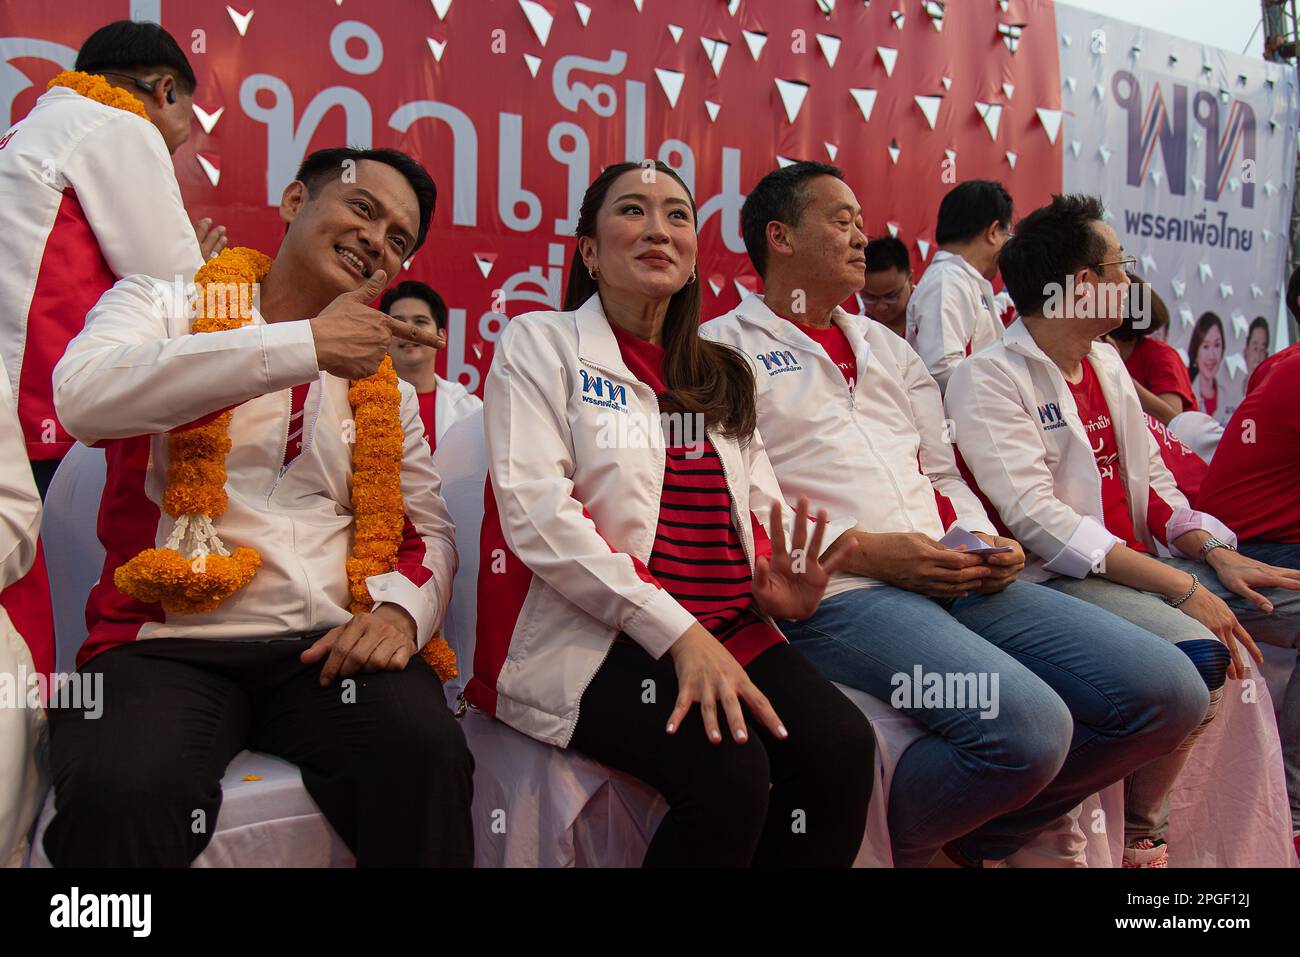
[0,370,44,866]
[906,180,1012,392]
[946,193,1300,867]
[701,162,1208,867]
[0,21,220,494]
[44,147,471,867]
[382,280,481,455]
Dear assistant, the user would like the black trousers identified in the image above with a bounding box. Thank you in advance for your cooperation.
[570,639,875,867]
[43,635,474,867]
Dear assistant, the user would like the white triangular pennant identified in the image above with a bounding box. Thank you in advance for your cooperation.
[704,100,720,122]
[849,88,877,122]
[1198,262,1213,283]
[226,6,254,36]
[917,238,931,260]
[474,253,497,278]
[1178,308,1193,330]
[886,221,900,238]
[1069,140,1081,158]
[523,53,542,76]
[816,34,841,68]
[942,75,952,91]
[655,68,685,107]
[775,78,810,123]
[1250,284,1263,299]
[1036,107,1062,144]
[742,29,768,61]
[193,104,224,134]
[196,153,221,187]
[1230,311,1248,336]
[1219,282,1234,299]
[701,37,730,77]
[877,46,898,77]
[914,95,942,130]
[432,0,453,19]
[888,139,901,164]
[1098,144,1112,165]
[1005,150,1017,168]
[519,0,554,46]
[975,101,1002,140]
[891,11,905,29]
[427,37,447,61]
[574,1,591,26]
[776,155,797,168]
[1171,278,1186,297]
[825,141,839,161]
[1224,354,1247,379]
[1140,253,1157,273]
[667,23,683,43]
[1003,82,1015,100]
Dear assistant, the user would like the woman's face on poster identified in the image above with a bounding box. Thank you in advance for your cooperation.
[1197,325,1223,380]
[1246,327,1269,371]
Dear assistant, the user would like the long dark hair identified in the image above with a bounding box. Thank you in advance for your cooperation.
[563,161,756,440]
[1187,311,1225,384]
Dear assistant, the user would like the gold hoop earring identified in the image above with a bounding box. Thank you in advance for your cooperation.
[686,267,697,284]
[587,264,599,280]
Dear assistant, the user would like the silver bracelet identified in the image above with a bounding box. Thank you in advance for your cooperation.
[1165,573,1200,608]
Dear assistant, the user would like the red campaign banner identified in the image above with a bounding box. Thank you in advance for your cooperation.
[2,0,1063,393]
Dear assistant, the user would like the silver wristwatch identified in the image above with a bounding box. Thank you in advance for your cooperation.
[1198,536,1237,563]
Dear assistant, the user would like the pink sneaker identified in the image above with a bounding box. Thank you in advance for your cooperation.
[1123,838,1169,868]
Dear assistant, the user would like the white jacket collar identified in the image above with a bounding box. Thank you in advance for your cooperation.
[574,292,645,386]
[735,294,873,382]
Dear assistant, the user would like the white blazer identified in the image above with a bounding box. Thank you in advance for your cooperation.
[701,295,995,597]
[52,275,457,658]
[431,374,482,444]
[468,293,849,747]
[944,320,1234,581]
[0,87,203,459]
[906,250,1003,393]
[0,371,39,593]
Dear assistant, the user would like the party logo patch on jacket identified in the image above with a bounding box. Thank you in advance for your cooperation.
[755,348,803,376]
[1037,400,1069,431]
[578,368,629,412]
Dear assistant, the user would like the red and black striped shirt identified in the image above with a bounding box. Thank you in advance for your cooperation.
[611,322,784,665]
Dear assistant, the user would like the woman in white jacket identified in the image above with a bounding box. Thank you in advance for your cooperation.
[467,161,874,866]
[947,194,1300,867]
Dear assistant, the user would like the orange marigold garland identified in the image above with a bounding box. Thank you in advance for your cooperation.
[111,247,458,680]
[48,70,151,122]
[115,248,270,614]
[346,358,458,682]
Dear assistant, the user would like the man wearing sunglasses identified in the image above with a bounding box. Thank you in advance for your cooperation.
[862,235,913,339]
[946,194,1300,867]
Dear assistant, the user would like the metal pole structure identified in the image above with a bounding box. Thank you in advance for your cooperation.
[1263,0,1300,340]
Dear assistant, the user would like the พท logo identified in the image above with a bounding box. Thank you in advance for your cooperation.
[1037,401,1068,431]
[578,368,628,412]
[756,349,802,376]
[1112,69,1256,208]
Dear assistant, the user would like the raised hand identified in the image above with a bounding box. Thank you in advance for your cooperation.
[752,497,857,620]
[309,270,444,379]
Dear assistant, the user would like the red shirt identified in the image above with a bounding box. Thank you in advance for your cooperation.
[794,320,857,388]
[1124,336,1198,412]
[611,322,783,665]
[417,390,437,457]
[1067,361,1149,553]
[1195,346,1300,543]
[1145,413,1208,501]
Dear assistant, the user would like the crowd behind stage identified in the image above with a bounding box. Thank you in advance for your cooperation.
[1,20,1298,870]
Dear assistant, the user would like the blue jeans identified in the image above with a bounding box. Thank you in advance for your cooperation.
[1237,541,1300,830]
[778,580,1208,865]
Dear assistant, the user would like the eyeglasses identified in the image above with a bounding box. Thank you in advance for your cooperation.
[1089,256,1137,273]
[862,280,912,306]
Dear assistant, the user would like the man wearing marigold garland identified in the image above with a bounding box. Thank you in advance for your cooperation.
[44,146,473,867]
[0,20,231,496]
